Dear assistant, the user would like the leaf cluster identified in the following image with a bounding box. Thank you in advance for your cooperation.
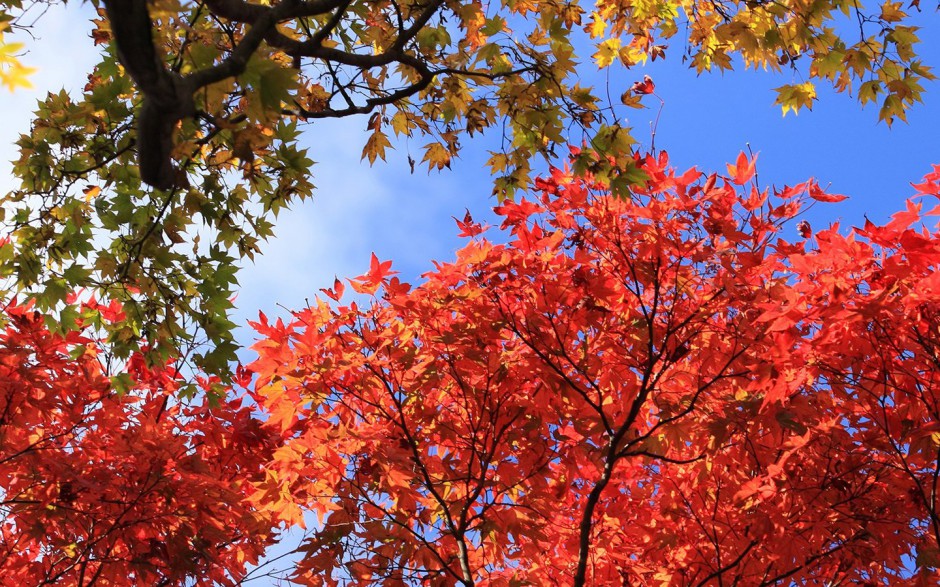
[5,152,940,585]
[0,0,934,381]
[0,299,280,585]
[240,152,940,585]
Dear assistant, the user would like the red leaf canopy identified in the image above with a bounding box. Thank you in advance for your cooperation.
[247,153,940,585]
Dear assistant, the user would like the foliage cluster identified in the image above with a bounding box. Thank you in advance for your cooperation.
[242,153,940,585]
[3,152,940,584]
[0,298,277,584]
[0,0,938,584]
[0,0,934,382]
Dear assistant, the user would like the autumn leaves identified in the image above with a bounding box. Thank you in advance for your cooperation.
[2,146,939,584]
[241,152,940,584]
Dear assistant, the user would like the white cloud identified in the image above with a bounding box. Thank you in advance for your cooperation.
[232,117,498,336]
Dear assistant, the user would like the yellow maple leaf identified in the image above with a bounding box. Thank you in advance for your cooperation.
[0,28,36,92]
[773,81,817,116]
[594,38,621,68]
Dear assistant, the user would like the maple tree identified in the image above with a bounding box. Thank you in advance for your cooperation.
[0,0,938,579]
[774,167,940,576]
[0,0,935,381]
[239,152,940,585]
[3,148,940,585]
[0,296,280,585]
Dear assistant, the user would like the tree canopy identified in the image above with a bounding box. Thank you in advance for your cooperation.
[0,0,935,382]
[1,0,939,584]
[0,299,277,585]
[4,152,940,584]
[241,152,940,585]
